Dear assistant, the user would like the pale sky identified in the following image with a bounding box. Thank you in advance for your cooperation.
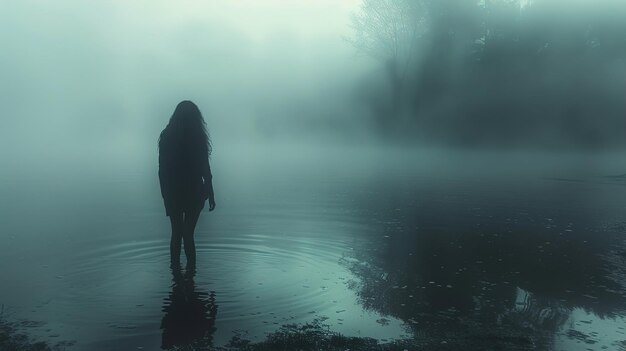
[0,0,369,162]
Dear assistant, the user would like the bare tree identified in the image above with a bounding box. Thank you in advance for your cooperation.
[348,0,428,119]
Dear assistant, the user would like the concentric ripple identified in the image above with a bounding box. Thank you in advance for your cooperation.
[46,205,407,348]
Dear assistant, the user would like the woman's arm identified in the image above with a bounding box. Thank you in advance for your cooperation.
[158,148,170,199]
[202,157,216,211]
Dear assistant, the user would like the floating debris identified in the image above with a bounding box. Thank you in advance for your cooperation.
[376,318,390,326]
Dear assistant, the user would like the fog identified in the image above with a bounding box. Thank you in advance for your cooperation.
[2,0,626,171]
[2,1,626,350]
[1,0,370,175]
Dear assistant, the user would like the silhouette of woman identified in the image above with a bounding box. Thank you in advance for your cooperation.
[159,101,215,267]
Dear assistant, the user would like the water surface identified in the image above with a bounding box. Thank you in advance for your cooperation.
[1,145,625,350]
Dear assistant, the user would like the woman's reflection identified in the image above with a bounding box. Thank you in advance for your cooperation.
[161,266,217,350]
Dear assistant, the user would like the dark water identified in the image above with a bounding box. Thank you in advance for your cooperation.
[1,145,625,350]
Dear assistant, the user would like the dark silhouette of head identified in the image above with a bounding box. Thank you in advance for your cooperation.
[159,100,211,155]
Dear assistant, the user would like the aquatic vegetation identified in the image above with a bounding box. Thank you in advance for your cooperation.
[0,307,73,351]
[162,318,541,351]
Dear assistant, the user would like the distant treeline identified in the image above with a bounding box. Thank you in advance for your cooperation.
[353,0,626,147]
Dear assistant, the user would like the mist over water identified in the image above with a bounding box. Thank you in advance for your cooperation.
[2,1,626,350]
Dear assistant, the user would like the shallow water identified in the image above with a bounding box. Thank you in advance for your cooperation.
[1,144,626,350]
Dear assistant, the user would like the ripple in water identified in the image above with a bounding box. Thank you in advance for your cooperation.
[47,209,408,348]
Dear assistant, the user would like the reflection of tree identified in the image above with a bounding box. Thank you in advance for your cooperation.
[343,196,626,348]
[161,267,217,350]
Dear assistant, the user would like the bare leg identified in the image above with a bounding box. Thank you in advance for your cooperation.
[169,212,184,267]
[182,209,201,267]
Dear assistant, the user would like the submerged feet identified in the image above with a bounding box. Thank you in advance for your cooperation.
[170,241,196,269]
[170,248,196,270]
[170,256,195,271]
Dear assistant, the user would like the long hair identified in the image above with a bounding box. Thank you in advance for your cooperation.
[159,100,211,156]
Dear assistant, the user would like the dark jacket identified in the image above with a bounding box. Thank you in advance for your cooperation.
[159,129,214,216]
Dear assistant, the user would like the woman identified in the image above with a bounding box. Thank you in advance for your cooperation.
[159,100,216,267]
